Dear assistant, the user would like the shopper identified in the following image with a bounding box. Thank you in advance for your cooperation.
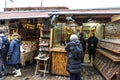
[79,33,86,63]
[87,33,98,63]
[7,32,22,77]
[65,34,83,80]
[0,30,9,78]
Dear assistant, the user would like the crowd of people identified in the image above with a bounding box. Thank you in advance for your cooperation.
[65,33,98,80]
[0,30,22,79]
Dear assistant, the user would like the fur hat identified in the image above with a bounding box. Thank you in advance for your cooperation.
[11,32,20,39]
[70,34,78,40]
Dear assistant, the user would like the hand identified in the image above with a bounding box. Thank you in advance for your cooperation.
[91,44,94,46]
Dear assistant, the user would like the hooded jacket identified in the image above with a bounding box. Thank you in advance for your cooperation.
[0,34,9,60]
[65,39,83,73]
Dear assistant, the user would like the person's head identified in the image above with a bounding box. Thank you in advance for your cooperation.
[0,30,5,36]
[79,33,83,37]
[0,30,4,34]
[70,34,78,40]
[91,33,95,37]
[11,32,20,40]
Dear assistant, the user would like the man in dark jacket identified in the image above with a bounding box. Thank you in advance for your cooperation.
[65,34,83,80]
[87,33,98,63]
[79,33,86,63]
[0,30,9,78]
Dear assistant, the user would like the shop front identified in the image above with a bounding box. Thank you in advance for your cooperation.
[1,8,120,80]
[0,11,50,67]
[49,9,120,80]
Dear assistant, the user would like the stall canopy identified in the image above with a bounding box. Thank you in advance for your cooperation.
[48,8,120,15]
[0,11,49,20]
[48,8,120,23]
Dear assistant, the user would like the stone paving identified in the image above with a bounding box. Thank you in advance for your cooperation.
[0,63,106,80]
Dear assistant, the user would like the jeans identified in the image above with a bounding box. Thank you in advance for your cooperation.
[70,72,81,80]
[9,64,20,69]
[0,60,3,78]
[2,62,8,74]
[0,59,8,78]
[13,64,20,69]
[88,48,96,62]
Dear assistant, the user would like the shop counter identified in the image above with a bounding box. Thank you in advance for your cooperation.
[50,46,69,76]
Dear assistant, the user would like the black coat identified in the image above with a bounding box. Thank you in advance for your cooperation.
[87,36,98,50]
[65,39,83,73]
[79,37,86,52]
[0,36,9,61]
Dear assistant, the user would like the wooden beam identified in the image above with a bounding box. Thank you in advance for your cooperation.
[111,15,120,22]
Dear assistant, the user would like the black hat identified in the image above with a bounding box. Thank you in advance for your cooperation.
[79,33,83,37]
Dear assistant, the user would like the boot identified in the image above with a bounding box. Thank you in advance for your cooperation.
[12,69,17,74]
[14,69,22,77]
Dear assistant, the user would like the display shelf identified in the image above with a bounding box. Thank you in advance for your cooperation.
[42,30,50,32]
[39,26,50,56]
[95,39,120,80]
[39,43,49,46]
[35,25,50,76]
[41,36,50,39]
[100,39,120,54]
[94,50,120,80]
[97,49,120,62]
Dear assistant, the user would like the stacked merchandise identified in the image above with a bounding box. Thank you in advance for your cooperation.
[20,41,38,66]
[22,41,38,52]
[38,24,50,57]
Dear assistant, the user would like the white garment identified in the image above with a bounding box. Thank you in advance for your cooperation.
[20,45,25,53]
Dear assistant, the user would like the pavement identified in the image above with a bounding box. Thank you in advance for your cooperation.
[0,62,106,80]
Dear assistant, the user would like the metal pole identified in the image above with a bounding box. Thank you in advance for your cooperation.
[41,0,43,7]
[5,0,7,8]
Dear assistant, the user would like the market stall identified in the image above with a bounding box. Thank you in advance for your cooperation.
[49,10,120,79]
[3,17,50,67]
[50,20,82,76]
[49,16,104,76]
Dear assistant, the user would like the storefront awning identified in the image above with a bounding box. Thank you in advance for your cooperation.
[0,11,49,20]
[48,9,120,15]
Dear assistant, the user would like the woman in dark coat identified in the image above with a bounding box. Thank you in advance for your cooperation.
[65,34,83,80]
[7,33,22,77]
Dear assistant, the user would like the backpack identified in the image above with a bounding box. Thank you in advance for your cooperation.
[0,37,5,50]
[70,41,83,60]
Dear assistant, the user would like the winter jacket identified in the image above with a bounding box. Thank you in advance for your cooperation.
[79,36,86,52]
[7,39,21,64]
[0,35,9,61]
[87,36,98,50]
[65,39,83,73]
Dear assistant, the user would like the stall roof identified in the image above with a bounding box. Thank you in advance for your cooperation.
[0,11,49,20]
[48,8,120,15]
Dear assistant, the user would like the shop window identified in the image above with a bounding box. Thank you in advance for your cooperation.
[53,22,79,47]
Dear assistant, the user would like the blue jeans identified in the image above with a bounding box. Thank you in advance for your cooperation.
[0,59,8,78]
[0,60,3,78]
[70,72,81,80]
